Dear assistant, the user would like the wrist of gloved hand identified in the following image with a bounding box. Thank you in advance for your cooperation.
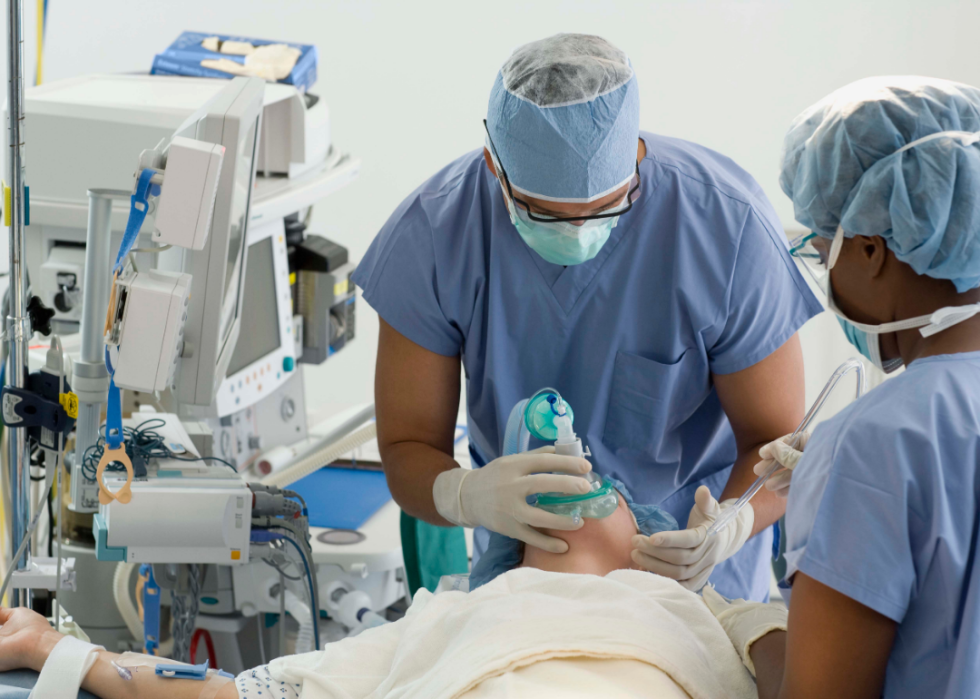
[702,585,787,677]
[630,487,754,591]
[433,467,475,528]
[754,431,811,498]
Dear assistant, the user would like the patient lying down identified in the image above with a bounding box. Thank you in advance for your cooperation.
[0,490,755,699]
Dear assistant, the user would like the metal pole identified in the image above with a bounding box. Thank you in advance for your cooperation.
[70,190,124,512]
[5,0,30,607]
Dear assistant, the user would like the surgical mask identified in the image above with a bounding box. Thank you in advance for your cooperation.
[502,191,622,266]
[824,266,980,374]
[796,223,980,372]
[831,295,905,373]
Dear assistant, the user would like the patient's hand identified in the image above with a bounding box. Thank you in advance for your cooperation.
[521,493,640,577]
[0,607,64,672]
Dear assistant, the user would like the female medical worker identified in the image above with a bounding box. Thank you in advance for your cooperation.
[702,76,980,699]
[353,33,822,601]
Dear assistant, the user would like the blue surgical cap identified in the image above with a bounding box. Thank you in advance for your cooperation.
[468,476,676,590]
[780,76,980,292]
[486,33,640,203]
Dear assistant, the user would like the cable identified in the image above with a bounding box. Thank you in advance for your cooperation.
[46,486,53,557]
[276,534,320,651]
[190,628,217,667]
[281,490,308,513]
[261,556,303,582]
[170,564,203,663]
[80,418,237,481]
[0,486,51,605]
[278,573,285,655]
[256,613,267,665]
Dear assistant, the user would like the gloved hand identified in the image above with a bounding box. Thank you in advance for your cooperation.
[433,446,592,553]
[754,431,811,498]
[631,485,753,591]
[701,585,788,677]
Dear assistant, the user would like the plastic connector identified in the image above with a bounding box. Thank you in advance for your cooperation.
[251,491,302,518]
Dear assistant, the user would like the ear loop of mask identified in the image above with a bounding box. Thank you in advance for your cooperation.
[826,223,980,340]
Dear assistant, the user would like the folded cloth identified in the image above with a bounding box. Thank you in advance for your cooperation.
[267,568,756,699]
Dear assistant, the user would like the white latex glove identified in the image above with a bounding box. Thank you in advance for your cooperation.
[754,431,811,498]
[432,446,592,553]
[702,585,788,677]
[631,485,753,591]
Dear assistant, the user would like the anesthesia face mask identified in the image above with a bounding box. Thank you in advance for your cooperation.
[534,471,620,521]
[521,391,619,522]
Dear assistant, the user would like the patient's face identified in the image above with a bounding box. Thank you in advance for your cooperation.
[521,492,640,577]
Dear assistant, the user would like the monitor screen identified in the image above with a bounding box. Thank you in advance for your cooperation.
[217,116,260,354]
[227,236,281,376]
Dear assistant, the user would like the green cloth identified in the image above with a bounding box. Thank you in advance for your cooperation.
[400,511,468,596]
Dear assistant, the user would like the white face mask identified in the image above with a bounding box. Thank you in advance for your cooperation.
[822,225,980,372]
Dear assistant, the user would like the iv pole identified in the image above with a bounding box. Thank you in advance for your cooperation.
[5,0,31,608]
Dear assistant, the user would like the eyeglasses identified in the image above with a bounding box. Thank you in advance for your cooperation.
[789,232,830,286]
[483,119,641,223]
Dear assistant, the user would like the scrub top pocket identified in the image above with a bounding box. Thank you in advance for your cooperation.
[602,349,709,464]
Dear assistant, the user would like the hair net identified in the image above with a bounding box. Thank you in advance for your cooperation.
[468,477,677,590]
[486,33,640,203]
[779,76,980,292]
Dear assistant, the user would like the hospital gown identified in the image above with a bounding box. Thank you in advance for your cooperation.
[354,133,821,600]
[785,351,980,699]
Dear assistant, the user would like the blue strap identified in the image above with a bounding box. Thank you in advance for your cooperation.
[106,376,124,450]
[113,168,158,273]
[141,564,161,655]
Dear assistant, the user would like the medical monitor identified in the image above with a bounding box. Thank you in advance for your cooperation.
[228,238,280,375]
[214,218,295,418]
[165,76,265,409]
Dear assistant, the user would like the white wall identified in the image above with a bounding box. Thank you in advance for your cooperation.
[5,0,979,418]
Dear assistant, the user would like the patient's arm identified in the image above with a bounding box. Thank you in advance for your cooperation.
[0,607,239,699]
[521,493,639,576]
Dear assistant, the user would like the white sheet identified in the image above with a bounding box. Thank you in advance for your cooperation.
[461,657,692,698]
[267,568,756,699]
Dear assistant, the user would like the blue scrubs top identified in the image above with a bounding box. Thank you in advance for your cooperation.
[785,352,980,698]
[355,132,822,600]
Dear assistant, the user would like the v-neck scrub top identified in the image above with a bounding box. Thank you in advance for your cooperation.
[784,352,980,698]
[354,132,822,600]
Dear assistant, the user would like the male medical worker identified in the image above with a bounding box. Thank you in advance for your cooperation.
[703,76,980,699]
[354,33,822,600]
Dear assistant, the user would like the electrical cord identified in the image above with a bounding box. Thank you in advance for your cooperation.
[256,613,267,666]
[81,418,237,480]
[281,490,308,513]
[261,555,303,582]
[256,526,320,651]
[0,486,51,604]
[278,535,320,651]
[46,487,53,558]
[170,564,203,663]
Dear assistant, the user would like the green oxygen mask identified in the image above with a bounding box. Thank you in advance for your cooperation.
[534,471,620,520]
[508,388,618,523]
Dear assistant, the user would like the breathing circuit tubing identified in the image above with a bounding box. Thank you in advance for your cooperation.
[705,358,867,537]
